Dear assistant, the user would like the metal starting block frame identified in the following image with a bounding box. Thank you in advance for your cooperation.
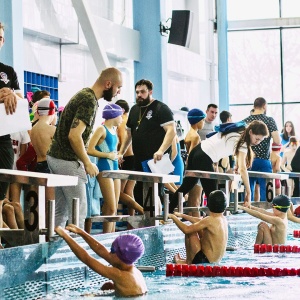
[0,169,78,246]
[102,170,180,226]
[184,170,242,212]
[248,171,289,202]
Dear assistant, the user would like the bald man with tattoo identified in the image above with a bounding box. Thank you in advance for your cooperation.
[47,67,123,229]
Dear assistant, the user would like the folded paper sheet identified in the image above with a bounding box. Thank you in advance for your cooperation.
[0,99,31,135]
[147,153,175,174]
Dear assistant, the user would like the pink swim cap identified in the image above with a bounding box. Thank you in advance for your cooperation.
[111,234,145,265]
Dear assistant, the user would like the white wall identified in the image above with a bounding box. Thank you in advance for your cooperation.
[21,0,217,113]
[165,0,217,111]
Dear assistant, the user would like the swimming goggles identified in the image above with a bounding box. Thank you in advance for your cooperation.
[272,204,290,209]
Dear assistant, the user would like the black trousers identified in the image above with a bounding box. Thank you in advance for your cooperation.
[0,140,14,200]
[169,144,217,213]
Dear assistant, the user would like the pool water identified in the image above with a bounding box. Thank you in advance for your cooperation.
[40,239,300,300]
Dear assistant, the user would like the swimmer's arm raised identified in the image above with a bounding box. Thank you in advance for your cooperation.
[174,212,203,223]
[238,206,281,225]
[54,225,117,279]
[248,205,274,216]
[63,224,112,262]
[287,209,300,223]
[169,214,206,234]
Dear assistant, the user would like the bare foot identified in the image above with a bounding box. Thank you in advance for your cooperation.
[174,253,186,264]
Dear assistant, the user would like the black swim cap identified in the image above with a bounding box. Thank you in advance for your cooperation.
[207,190,227,213]
[272,195,291,213]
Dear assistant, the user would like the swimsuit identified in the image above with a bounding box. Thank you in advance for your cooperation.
[35,160,50,173]
[192,250,210,264]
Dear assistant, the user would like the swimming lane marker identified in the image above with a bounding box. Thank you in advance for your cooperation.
[293,230,300,238]
[166,264,300,277]
[254,244,300,253]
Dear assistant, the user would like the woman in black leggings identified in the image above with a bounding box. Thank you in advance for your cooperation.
[169,120,269,212]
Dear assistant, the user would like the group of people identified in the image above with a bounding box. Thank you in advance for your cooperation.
[2,18,300,297]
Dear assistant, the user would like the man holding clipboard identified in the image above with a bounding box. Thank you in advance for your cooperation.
[0,21,26,234]
[119,79,176,208]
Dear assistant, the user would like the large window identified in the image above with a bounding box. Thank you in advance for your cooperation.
[227,0,279,20]
[228,30,281,105]
[227,0,300,131]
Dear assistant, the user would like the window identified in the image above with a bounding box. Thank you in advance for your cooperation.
[228,30,281,105]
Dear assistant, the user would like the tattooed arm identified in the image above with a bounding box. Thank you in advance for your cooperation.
[68,118,99,177]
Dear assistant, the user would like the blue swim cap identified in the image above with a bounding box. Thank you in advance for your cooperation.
[187,109,206,125]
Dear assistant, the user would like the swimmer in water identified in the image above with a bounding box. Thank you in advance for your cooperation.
[168,190,228,264]
[55,224,147,297]
[238,194,291,245]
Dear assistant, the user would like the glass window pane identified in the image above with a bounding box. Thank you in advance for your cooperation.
[283,104,300,135]
[282,28,300,102]
[227,0,279,20]
[228,30,281,105]
[230,104,282,130]
[229,105,254,121]
[281,0,300,18]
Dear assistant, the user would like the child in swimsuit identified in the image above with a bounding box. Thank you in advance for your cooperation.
[87,103,123,233]
[168,190,228,264]
[238,194,291,245]
[55,225,147,297]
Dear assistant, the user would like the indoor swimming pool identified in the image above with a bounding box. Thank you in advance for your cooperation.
[1,213,300,299]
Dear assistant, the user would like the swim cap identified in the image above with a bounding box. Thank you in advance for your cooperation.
[180,106,189,112]
[187,109,206,125]
[272,143,282,151]
[37,99,56,116]
[102,103,123,120]
[207,190,227,213]
[111,234,145,265]
[272,195,291,212]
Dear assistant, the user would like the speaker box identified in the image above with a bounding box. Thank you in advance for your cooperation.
[168,10,193,47]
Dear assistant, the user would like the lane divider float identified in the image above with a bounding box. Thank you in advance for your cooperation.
[254,244,300,253]
[166,264,300,277]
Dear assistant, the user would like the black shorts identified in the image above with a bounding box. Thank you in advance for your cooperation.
[0,140,14,200]
[120,155,134,171]
[192,250,210,264]
[35,161,50,173]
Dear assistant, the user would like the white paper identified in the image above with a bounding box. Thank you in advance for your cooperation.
[0,99,32,135]
[147,153,175,174]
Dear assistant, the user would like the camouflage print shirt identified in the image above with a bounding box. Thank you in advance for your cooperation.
[48,88,98,161]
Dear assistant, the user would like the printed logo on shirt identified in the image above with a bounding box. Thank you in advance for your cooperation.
[0,72,10,84]
[146,110,153,120]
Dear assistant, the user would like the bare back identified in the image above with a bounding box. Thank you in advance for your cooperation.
[184,128,200,154]
[198,214,228,262]
[31,119,56,162]
[113,266,147,297]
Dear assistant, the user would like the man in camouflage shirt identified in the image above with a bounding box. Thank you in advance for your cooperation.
[47,67,123,229]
